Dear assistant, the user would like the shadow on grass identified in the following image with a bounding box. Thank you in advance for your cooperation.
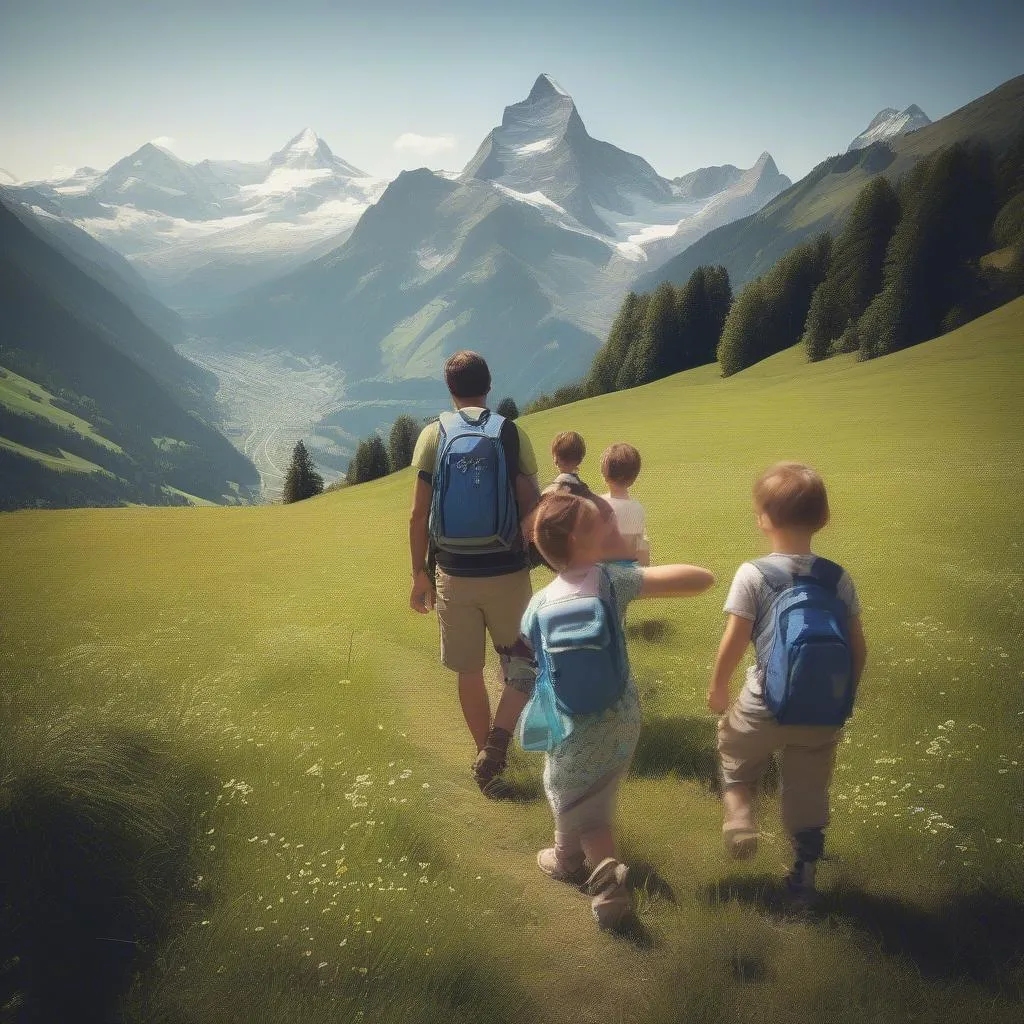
[0,716,212,1024]
[488,747,544,803]
[627,860,678,905]
[631,715,780,797]
[631,715,720,789]
[702,873,1024,987]
[625,617,678,646]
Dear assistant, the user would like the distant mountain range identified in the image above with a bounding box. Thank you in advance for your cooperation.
[193,74,790,399]
[637,75,1024,295]
[847,105,931,152]
[8,71,1016,502]
[10,131,388,311]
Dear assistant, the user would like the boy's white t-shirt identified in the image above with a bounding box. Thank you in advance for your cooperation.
[601,494,648,555]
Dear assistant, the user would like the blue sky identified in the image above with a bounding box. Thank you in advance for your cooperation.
[2,0,1021,183]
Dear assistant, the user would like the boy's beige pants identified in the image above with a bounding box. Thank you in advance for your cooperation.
[717,701,842,835]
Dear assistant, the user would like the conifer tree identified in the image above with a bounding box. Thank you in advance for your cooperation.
[859,142,997,359]
[717,279,768,377]
[496,397,520,420]
[803,175,901,361]
[617,281,677,389]
[719,235,830,375]
[587,291,646,396]
[282,440,324,503]
[388,415,420,472]
[365,435,390,481]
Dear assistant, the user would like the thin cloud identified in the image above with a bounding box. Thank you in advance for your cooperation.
[150,136,177,151]
[392,132,457,157]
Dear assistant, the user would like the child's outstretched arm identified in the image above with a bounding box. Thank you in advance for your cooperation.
[638,564,715,598]
[707,614,753,714]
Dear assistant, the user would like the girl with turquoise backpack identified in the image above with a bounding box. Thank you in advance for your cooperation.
[519,491,715,931]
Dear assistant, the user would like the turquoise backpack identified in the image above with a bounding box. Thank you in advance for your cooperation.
[519,566,629,752]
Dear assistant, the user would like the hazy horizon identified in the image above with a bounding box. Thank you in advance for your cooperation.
[2,0,1021,185]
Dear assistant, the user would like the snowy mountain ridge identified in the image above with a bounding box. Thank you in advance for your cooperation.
[847,104,931,152]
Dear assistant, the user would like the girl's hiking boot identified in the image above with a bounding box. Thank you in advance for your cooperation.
[723,825,758,860]
[584,857,631,931]
[537,848,589,887]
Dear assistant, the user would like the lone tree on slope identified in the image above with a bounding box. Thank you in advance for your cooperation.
[388,415,421,472]
[496,397,520,420]
[282,440,324,503]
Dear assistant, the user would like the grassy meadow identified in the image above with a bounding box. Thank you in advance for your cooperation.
[2,298,1023,1023]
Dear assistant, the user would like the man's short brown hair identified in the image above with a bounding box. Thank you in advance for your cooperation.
[551,431,585,466]
[444,351,491,399]
[753,462,830,531]
[600,442,642,487]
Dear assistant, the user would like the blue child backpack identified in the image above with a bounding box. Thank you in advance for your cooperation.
[752,557,856,726]
[529,565,629,719]
[428,409,519,555]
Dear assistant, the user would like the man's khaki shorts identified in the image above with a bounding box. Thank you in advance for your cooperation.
[434,568,535,690]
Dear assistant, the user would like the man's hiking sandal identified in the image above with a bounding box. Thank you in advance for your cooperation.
[723,826,759,860]
[584,857,631,931]
[537,848,589,887]
[472,726,511,796]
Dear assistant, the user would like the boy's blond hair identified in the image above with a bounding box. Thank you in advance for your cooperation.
[600,443,642,487]
[753,462,830,531]
[551,431,585,467]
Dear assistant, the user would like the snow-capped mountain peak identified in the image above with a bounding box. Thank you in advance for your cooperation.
[269,129,365,177]
[527,73,570,102]
[847,105,931,152]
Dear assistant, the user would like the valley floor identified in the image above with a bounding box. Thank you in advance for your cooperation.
[180,343,350,499]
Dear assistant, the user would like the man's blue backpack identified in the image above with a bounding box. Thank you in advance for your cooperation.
[753,557,855,726]
[429,410,519,555]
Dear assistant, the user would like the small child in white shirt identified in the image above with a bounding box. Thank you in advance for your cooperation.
[599,443,650,566]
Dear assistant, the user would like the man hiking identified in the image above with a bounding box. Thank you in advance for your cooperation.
[408,351,541,796]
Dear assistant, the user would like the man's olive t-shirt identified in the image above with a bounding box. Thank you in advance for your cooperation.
[412,408,538,577]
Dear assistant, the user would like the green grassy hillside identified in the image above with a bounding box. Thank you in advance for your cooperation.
[2,299,1023,1023]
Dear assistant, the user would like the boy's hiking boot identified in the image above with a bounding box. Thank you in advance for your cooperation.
[537,848,589,887]
[784,859,818,906]
[472,726,512,798]
[722,784,758,859]
[584,857,631,931]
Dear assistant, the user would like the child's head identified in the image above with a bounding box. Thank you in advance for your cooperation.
[600,442,642,489]
[533,491,615,571]
[753,462,830,537]
[551,431,586,473]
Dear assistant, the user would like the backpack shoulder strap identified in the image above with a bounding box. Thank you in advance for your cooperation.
[810,557,843,594]
[438,411,461,439]
[750,557,792,595]
[481,411,504,439]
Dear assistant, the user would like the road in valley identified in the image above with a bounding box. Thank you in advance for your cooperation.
[181,344,349,502]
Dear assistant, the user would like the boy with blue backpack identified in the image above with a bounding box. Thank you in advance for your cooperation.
[708,462,868,901]
[523,491,715,929]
